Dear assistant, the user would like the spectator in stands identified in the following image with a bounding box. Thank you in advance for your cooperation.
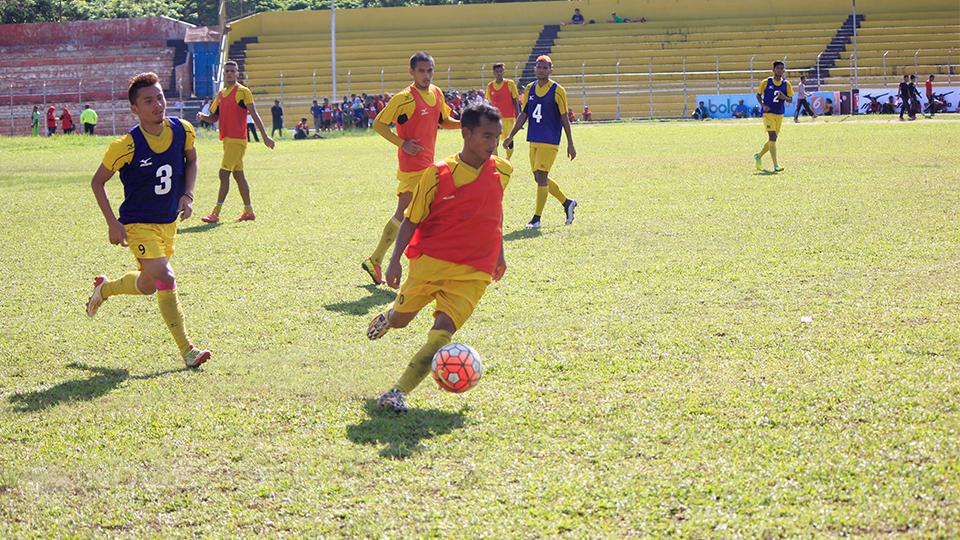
[322,98,333,131]
[46,105,57,136]
[751,105,763,118]
[864,95,881,114]
[582,105,593,122]
[733,99,749,118]
[271,99,284,138]
[823,98,834,116]
[610,12,645,23]
[793,76,816,122]
[693,101,709,120]
[80,104,98,135]
[60,107,75,134]
[570,8,584,25]
[246,113,260,142]
[332,104,343,130]
[294,117,309,139]
[881,96,897,115]
[567,108,577,123]
[31,106,40,136]
[311,100,322,133]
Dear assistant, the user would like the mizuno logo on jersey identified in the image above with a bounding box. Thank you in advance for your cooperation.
[139,158,153,167]
[420,108,429,116]
[442,195,456,200]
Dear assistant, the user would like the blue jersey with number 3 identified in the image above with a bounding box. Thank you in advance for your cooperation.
[525,82,562,145]
[118,117,186,224]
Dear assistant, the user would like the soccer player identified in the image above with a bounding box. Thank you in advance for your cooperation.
[485,62,521,160]
[360,51,460,285]
[503,55,577,229]
[197,60,274,223]
[367,102,510,413]
[85,72,210,368]
[753,61,793,173]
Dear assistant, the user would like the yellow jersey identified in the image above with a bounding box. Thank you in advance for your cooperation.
[101,118,196,173]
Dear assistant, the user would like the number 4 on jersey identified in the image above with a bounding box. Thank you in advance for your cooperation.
[532,103,543,123]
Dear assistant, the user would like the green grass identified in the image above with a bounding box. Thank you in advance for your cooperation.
[2,116,960,536]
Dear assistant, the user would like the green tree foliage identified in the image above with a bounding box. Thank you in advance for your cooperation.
[1,0,504,26]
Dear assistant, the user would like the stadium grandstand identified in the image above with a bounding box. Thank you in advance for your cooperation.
[0,0,956,135]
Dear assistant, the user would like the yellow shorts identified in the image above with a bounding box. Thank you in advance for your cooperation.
[529,142,559,173]
[221,139,247,171]
[392,255,491,330]
[500,117,516,141]
[125,222,177,268]
[763,113,783,134]
[397,168,428,195]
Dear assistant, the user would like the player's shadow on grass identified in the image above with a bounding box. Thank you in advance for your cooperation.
[323,285,394,315]
[8,362,185,413]
[177,222,221,234]
[346,399,466,459]
[503,228,543,242]
[754,170,779,176]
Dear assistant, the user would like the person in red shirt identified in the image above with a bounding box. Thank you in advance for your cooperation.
[46,105,57,136]
[582,106,593,122]
[60,107,75,134]
[367,102,510,413]
[925,74,936,117]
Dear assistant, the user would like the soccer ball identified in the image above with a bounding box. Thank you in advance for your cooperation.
[431,343,482,393]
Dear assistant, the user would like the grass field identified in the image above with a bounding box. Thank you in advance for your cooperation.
[2,116,960,536]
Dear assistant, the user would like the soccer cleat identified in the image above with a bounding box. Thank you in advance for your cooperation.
[238,211,256,222]
[754,153,762,171]
[361,258,383,285]
[377,388,408,413]
[184,347,211,369]
[200,213,220,223]
[367,311,390,340]
[85,275,108,318]
[563,199,578,225]
[774,164,785,173]
[525,218,541,229]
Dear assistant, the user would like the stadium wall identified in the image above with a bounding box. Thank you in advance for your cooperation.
[0,16,192,46]
[226,0,956,43]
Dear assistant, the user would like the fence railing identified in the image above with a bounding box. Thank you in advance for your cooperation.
[3,55,957,135]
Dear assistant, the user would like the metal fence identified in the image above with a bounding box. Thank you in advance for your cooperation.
[4,53,957,136]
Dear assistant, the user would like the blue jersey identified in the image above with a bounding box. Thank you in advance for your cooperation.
[762,77,789,115]
[118,117,186,224]
[525,82,562,145]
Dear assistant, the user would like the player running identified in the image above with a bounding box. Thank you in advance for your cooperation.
[86,72,211,368]
[754,61,794,173]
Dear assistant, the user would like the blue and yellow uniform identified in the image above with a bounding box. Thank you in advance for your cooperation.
[758,76,794,133]
[522,79,568,172]
[102,117,195,263]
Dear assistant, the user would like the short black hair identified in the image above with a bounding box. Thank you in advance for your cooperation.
[410,51,434,69]
[460,102,501,130]
[773,61,785,69]
[910,74,916,80]
[127,72,160,104]
[492,62,505,70]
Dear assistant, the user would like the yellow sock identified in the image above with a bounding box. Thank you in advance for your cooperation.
[758,141,770,157]
[371,217,401,267]
[547,179,567,204]
[394,329,453,394]
[212,204,223,215]
[769,141,777,165]
[157,289,192,356]
[101,272,143,299]
[535,186,549,216]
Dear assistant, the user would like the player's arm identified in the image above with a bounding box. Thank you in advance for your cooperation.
[781,81,794,104]
[510,82,523,117]
[439,98,460,130]
[246,101,275,149]
[179,147,197,221]
[374,95,423,156]
[385,219,417,289]
[556,86,576,160]
[503,94,528,150]
[90,165,127,246]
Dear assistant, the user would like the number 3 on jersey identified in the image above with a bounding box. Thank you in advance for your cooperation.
[155,164,173,195]
[531,103,543,123]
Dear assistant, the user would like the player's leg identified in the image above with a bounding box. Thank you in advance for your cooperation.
[139,256,210,368]
[363,175,416,284]
[233,169,255,220]
[769,124,782,171]
[202,168,231,223]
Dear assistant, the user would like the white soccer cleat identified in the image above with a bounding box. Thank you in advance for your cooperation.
[367,311,390,340]
[85,275,107,318]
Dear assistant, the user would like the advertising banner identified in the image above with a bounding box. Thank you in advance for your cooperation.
[695,92,834,119]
